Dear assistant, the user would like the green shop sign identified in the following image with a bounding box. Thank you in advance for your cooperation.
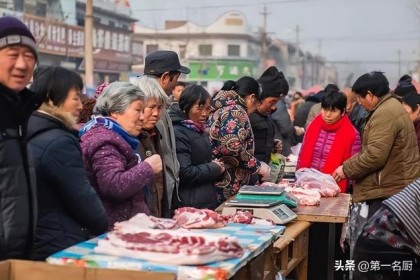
[188,60,257,81]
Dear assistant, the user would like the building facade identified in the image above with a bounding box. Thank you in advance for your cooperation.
[132,12,261,93]
[132,11,337,92]
[2,0,138,87]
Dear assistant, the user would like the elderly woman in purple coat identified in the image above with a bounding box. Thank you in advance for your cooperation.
[79,82,162,230]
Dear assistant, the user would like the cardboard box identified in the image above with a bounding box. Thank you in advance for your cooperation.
[0,260,176,280]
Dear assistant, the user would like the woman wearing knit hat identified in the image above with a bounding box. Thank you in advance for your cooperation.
[394,74,417,98]
[0,16,40,260]
[249,66,289,181]
[402,92,420,153]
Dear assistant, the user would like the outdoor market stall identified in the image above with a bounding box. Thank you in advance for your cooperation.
[285,193,351,280]
[47,222,285,280]
[273,220,311,280]
[272,193,350,280]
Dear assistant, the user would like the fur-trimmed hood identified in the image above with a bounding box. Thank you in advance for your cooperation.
[38,103,78,130]
[27,104,79,140]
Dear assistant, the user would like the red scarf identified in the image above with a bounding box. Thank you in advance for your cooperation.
[297,114,357,192]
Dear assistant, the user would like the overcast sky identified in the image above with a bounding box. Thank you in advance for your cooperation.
[130,0,420,87]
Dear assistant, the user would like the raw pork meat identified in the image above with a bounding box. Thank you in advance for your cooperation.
[225,210,253,224]
[294,168,340,197]
[173,207,226,229]
[299,182,340,197]
[114,213,178,231]
[222,211,275,225]
[285,187,321,206]
[95,228,243,265]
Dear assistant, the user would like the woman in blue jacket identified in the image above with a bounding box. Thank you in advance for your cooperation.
[28,66,107,260]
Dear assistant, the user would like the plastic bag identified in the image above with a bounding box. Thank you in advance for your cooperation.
[294,167,340,197]
[267,153,285,183]
[290,142,302,156]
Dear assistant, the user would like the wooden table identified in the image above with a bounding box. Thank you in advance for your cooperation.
[219,193,351,280]
[294,193,351,280]
[233,244,274,280]
[294,193,351,223]
[273,220,311,280]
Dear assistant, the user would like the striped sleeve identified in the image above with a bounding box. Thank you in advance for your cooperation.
[383,178,420,246]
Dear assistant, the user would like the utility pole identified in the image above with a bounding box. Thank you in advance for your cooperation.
[260,5,270,71]
[295,25,304,87]
[317,39,322,56]
[85,0,94,88]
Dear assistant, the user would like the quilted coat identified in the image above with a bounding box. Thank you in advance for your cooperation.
[343,94,420,203]
[80,125,154,230]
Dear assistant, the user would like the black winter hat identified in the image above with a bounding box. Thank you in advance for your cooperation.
[394,75,417,97]
[144,50,190,75]
[258,66,289,98]
[324,83,339,92]
[0,16,38,61]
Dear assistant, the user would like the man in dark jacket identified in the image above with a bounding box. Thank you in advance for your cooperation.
[343,88,367,135]
[0,16,42,260]
[249,66,289,183]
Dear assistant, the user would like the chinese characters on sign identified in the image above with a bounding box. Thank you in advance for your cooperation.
[189,60,256,81]
[334,260,413,272]
[23,14,132,58]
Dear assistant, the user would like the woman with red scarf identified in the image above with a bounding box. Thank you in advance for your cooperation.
[297,90,361,193]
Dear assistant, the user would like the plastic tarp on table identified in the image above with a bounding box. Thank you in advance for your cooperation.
[47,223,285,280]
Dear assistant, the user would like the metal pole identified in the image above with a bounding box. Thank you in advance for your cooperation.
[85,0,94,88]
[260,5,269,72]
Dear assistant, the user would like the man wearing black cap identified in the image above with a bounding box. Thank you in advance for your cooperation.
[143,50,190,217]
[144,50,190,95]
[249,66,289,181]
[0,16,41,260]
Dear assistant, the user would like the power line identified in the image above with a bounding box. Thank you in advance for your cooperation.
[301,36,420,43]
[131,0,320,12]
[326,60,414,65]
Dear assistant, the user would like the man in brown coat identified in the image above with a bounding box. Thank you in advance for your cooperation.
[333,71,420,256]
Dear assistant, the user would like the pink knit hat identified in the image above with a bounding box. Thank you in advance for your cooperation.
[94,82,109,98]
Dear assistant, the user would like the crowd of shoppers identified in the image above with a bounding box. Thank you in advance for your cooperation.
[0,17,418,280]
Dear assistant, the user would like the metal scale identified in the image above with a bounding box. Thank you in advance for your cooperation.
[222,185,297,224]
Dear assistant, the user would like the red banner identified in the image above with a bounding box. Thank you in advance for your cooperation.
[23,14,134,66]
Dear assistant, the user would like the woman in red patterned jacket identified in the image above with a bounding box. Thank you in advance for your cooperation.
[208,77,271,203]
[297,90,361,193]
